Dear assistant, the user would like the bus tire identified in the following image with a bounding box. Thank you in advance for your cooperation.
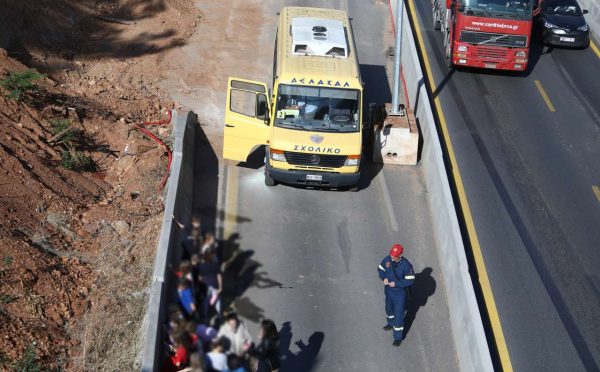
[265,172,276,186]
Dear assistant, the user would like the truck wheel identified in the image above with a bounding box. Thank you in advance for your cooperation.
[446,52,454,69]
[265,172,276,186]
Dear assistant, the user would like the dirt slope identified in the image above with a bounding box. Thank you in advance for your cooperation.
[0,0,200,369]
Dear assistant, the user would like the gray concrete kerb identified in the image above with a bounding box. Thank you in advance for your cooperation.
[390,1,494,370]
[140,109,195,371]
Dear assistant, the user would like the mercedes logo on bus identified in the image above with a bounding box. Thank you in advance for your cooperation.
[309,154,320,164]
[310,134,324,144]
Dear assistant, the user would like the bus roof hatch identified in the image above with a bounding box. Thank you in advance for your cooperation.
[291,17,348,58]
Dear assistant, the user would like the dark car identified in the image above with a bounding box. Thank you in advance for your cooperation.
[538,0,590,48]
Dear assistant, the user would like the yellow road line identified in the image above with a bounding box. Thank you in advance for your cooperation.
[534,80,556,113]
[406,0,514,370]
[591,40,600,59]
[593,185,600,202]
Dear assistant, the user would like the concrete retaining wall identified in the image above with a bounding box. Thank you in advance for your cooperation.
[389,1,494,370]
[140,110,196,371]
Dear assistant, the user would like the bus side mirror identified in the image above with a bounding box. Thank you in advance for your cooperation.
[257,94,270,124]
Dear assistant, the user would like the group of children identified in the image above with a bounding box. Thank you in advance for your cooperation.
[163,215,281,372]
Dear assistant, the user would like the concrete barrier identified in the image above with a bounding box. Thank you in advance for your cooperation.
[389,1,494,370]
[140,110,196,371]
[577,0,600,42]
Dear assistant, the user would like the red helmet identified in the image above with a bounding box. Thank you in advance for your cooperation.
[390,244,404,257]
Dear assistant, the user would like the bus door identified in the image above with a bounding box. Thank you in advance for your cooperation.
[223,78,270,162]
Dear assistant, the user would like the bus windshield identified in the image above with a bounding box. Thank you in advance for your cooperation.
[275,84,360,133]
[459,0,534,20]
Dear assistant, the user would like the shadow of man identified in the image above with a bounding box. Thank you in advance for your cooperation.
[404,267,436,337]
[279,321,293,359]
[279,321,325,372]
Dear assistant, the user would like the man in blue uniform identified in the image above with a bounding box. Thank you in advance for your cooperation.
[378,244,415,346]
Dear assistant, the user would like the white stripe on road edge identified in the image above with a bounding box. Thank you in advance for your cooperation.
[377,170,399,232]
[405,275,415,279]
[379,265,386,271]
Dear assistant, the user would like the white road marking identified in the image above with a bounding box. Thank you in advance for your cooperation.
[377,170,400,231]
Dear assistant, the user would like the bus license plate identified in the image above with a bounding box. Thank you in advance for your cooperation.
[484,63,497,69]
[306,174,322,181]
[560,37,575,42]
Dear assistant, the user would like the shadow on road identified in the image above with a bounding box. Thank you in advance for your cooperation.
[279,321,325,372]
[404,267,436,338]
[222,247,289,322]
[192,119,220,233]
[0,0,190,72]
[360,64,392,105]
[237,146,266,170]
[232,296,265,324]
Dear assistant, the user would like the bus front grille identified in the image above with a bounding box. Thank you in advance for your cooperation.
[284,152,347,168]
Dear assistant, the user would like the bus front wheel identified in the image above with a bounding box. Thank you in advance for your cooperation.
[265,172,276,186]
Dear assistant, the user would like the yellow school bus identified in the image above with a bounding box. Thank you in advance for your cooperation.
[223,6,364,190]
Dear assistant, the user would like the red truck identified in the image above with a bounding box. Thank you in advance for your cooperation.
[432,0,539,71]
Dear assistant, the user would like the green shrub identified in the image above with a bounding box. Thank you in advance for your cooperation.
[49,119,78,146]
[0,294,18,304]
[61,151,96,172]
[49,118,70,134]
[11,344,42,372]
[0,69,46,101]
[0,352,9,368]
[2,254,12,267]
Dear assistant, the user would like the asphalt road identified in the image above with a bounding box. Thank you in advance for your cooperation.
[409,1,600,370]
[213,0,459,370]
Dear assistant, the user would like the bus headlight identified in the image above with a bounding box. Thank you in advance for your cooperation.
[270,148,286,162]
[344,155,360,166]
[515,51,527,57]
[457,45,468,52]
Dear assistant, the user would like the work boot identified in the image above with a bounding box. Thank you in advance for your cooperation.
[393,340,402,347]
[382,325,393,331]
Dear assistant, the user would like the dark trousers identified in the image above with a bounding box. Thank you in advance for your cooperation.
[385,292,406,341]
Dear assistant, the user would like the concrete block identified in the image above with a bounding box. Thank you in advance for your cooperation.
[372,103,419,165]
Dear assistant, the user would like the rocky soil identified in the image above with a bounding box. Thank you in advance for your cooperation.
[0,0,201,369]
